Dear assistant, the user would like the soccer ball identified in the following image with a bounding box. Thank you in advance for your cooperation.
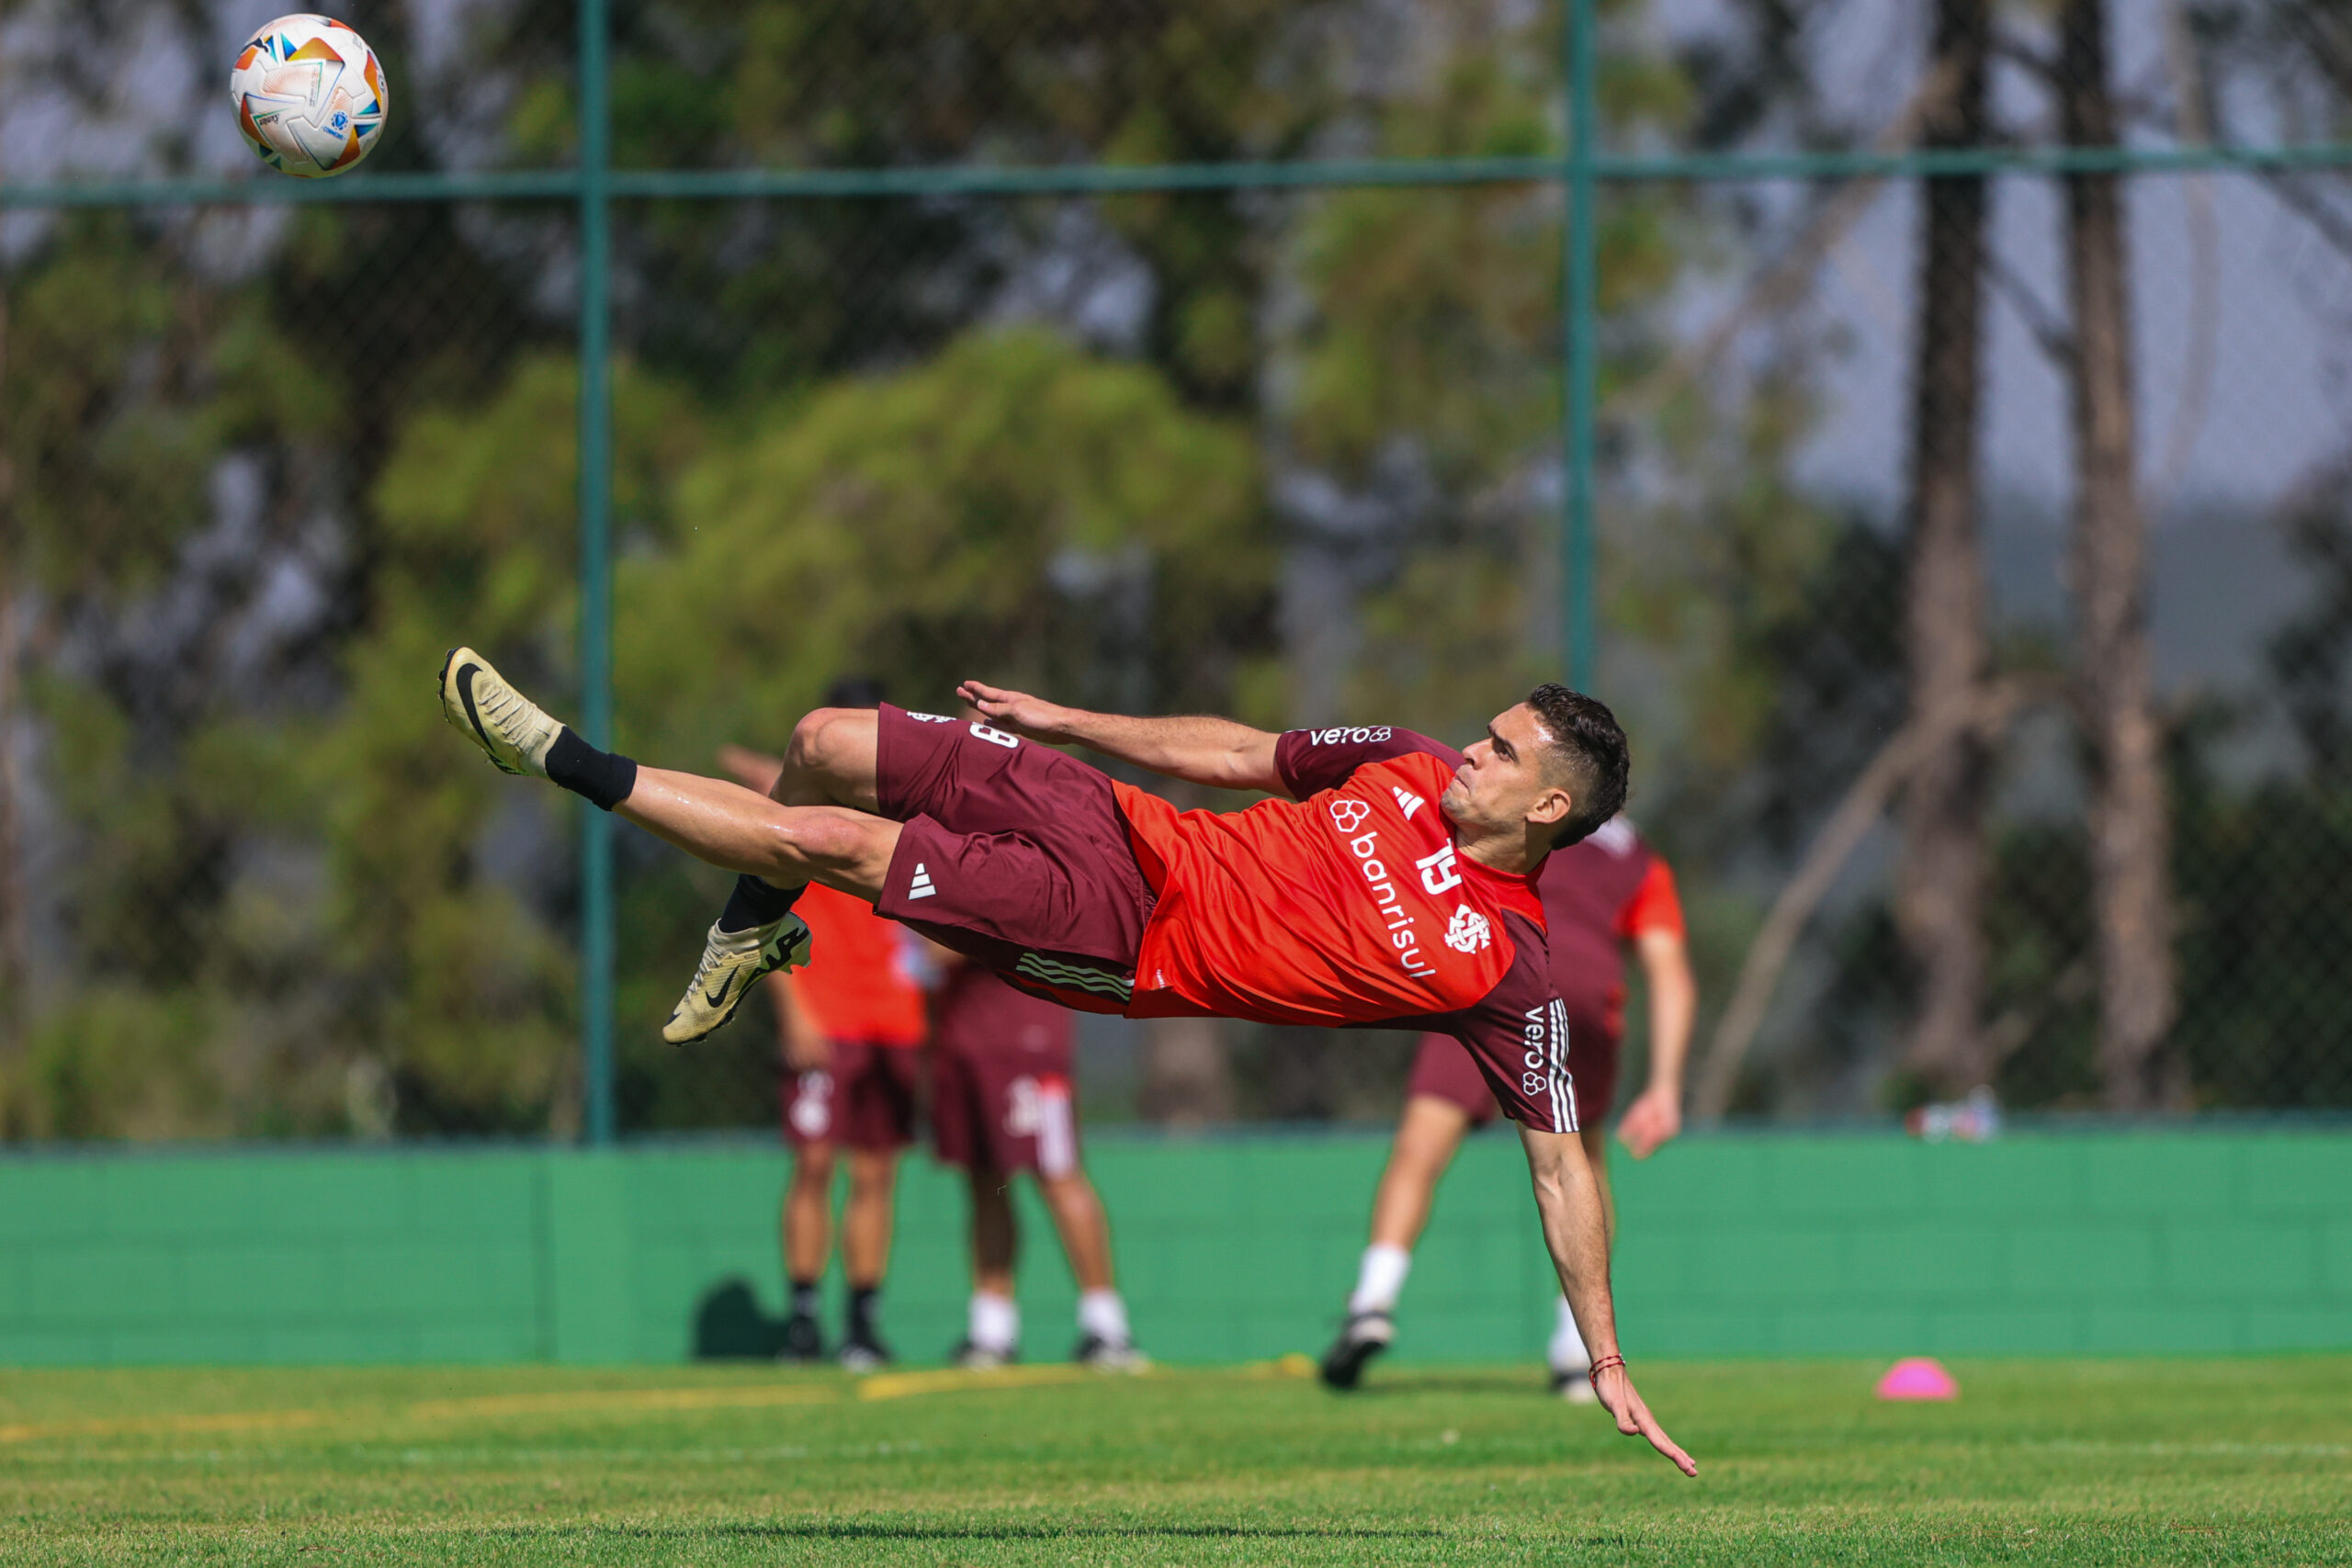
[229,15,388,178]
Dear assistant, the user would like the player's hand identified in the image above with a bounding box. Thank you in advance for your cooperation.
[1616,1086,1682,1160]
[956,681,1071,741]
[717,744,786,796]
[1592,1362,1698,1477]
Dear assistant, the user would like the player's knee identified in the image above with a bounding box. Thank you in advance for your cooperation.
[786,707,872,784]
[791,1145,837,1185]
[1039,1171,1096,1210]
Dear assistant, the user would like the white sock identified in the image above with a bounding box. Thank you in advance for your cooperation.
[1078,1289,1130,1344]
[1348,1244,1412,1316]
[968,1292,1019,1354]
[1548,1296,1589,1374]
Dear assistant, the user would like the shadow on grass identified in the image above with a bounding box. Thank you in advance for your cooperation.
[1329,1374,1548,1398]
[504,1522,1445,1542]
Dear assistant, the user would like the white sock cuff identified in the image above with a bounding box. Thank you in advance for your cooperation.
[1349,1244,1413,1316]
[1077,1289,1130,1344]
[969,1292,1019,1352]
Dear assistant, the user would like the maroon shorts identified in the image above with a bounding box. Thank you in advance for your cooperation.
[871,705,1151,1013]
[781,1038,922,1151]
[932,1036,1080,1178]
[1408,1031,1619,1132]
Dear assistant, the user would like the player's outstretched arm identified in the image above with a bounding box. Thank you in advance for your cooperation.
[1518,1125,1699,1477]
[958,681,1288,795]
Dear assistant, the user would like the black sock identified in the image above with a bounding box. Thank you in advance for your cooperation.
[718,873,803,933]
[544,728,639,812]
[849,1285,880,1338]
[789,1280,820,1320]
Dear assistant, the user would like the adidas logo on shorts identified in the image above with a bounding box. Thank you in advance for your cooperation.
[907,863,937,900]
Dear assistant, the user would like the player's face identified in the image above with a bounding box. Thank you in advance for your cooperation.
[1443,703,1572,839]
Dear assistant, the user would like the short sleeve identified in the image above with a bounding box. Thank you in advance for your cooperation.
[1429,910,1577,1134]
[1613,857,1686,941]
[1275,725,1463,799]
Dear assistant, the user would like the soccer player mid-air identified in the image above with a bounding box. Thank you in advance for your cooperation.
[437,646,1697,1476]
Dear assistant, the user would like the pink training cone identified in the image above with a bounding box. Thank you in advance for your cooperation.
[1875,1357,1958,1400]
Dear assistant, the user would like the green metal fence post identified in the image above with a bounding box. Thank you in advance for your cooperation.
[1562,0,1600,692]
[577,0,616,1146]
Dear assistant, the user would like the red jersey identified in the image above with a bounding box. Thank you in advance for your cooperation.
[1541,817,1684,1051]
[788,883,928,1046]
[1113,726,1578,1133]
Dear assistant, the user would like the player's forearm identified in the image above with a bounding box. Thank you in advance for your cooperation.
[1520,1127,1622,1361]
[1639,934,1697,1094]
[1046,708,1283,794]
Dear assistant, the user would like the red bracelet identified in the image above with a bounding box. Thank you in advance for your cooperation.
[1589,1354,1625,1379]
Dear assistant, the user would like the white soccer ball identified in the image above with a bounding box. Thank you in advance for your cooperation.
[229,15,389,178]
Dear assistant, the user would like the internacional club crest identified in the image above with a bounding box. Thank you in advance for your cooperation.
[1444,906,1492,953]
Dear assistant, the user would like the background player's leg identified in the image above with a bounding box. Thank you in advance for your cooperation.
[962,1168,1021,1367]
[781,1137,835,1362]
[839,1146,899,1369]
[1547,1122,1613,1400]
[1037,1171,1114,1293]
[1322,1096,1471,1390]
[1037,1170,1140,1368]
[1358,1096,1475,1303]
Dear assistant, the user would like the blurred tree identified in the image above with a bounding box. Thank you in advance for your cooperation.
[0,220,342,1136]
[1897,0,1995,1098]
[2060,0,2178,1110]
[620,326,1267,746]
[315,354,705,1134]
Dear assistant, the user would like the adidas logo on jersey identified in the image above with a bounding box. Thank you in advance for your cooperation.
[1392,785,1426,819]
[907,863,937,900]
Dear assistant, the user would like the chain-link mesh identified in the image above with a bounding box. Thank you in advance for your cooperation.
[3,0,2348,1141]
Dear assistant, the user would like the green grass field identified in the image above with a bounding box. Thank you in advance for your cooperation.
[3,1358,2347,1564]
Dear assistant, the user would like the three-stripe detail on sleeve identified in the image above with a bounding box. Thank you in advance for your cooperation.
[1546,998,1577,1134]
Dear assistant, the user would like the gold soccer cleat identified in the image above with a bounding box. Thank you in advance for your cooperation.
[662,914,813,1044]
[439,646,563,776]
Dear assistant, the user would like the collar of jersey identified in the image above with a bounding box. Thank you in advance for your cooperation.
[1437,814,1547,925]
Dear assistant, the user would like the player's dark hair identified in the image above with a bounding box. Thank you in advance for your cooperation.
[1525,683,1629,848]
[823,674,888,709]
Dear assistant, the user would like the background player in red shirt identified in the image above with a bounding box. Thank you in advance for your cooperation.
[1319,815,1695,1398]
[718,679,926,1370]
[928,953,1144,1371]
[442,647,1696,1475]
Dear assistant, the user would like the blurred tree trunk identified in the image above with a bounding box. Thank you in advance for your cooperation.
[1897,0,1994,1097]
[1137,1017,1231,1126]
[2060,0,2178,1109]
[0,294,22,1116]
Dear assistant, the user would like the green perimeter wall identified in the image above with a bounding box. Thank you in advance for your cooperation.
[0,1130,2346,1366]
